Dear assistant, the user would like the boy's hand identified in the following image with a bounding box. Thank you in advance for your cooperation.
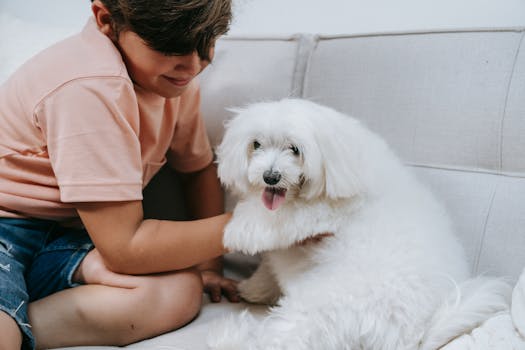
[73,248,140,289]
[201,269,240,303]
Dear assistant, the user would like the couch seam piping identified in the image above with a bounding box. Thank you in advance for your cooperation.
[499,31,525,172]
[290,34,312,98]
[406,163,525,179]
[474,181,499,274]
[296,35,318,99]
[302,37,320,101]
[223,27,525,41]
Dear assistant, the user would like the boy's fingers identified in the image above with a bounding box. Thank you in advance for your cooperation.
[226,295,240,302]
[224,289,240,302]
[202,273,240,303]
[222,278,238,288]
[208,285,221,302]
[221,280,240,302]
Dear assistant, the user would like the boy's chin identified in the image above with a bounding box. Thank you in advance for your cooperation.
[137,81,189,99]
[155,86,188,99]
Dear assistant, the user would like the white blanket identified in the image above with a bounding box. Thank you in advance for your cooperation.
[513,268,525,340]
[442,314,524,350]
[442,269,525,350]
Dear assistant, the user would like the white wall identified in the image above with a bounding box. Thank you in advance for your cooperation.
[230,0,525,35]
[0,0,90,28]
[1,0,524,36]
[2,0,523,83]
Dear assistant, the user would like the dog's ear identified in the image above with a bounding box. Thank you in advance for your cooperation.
[300,105,366,201]
[216,111,251,195]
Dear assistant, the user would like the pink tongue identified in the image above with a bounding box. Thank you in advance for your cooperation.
[262,188,286,210]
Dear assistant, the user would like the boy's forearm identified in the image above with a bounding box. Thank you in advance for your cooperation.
[132,215,229,272]
[114,213,231,274]
[77,199,231,275]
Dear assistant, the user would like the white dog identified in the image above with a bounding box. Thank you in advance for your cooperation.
[209,99,511,350]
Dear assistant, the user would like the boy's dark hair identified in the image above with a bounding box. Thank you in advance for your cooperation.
[94,0,232,60]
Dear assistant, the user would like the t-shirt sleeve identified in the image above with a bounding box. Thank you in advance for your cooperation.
[166,82,213,173]
[35,77,144,203]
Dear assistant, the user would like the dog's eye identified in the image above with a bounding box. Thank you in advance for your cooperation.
[253,141,261,150]
[290,145,300,156]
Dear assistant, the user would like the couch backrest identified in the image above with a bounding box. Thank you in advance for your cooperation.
[199,28,525,282]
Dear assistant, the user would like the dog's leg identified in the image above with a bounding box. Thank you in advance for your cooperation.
[239,256,282,305]
[241,297,348,350]
[209,295,338,350]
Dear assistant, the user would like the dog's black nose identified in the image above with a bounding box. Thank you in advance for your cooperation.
[263,170,281,185]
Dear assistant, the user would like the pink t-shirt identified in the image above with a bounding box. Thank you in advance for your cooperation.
[0,19,213,220]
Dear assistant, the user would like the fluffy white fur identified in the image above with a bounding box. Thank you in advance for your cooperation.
[209,99,511,350]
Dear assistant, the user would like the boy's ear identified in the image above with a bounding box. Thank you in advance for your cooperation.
[91,0,114,38]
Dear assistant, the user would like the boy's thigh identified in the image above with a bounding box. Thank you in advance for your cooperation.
[26,227,93,302]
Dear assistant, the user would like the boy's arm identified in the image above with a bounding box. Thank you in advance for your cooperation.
[76,200,230,275]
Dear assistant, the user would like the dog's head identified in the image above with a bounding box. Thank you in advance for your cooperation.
[217,99,386,209]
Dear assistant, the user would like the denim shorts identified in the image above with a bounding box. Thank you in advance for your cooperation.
[0,217,93,350]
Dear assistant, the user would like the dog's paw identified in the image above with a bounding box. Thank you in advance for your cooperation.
[222,224,240,252]
[239,278,281,305]
[222,203,286,255]
[222,219,254,254]
[207,310,258,350]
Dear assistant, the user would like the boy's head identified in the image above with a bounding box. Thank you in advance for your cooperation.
[91,0,232,98]
[92,0,231,60]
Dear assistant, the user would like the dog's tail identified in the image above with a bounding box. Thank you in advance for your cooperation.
[418,276,512,350]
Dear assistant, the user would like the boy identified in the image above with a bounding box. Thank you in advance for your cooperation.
[0,1,238,349]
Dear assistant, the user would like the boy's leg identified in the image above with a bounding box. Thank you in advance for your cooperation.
[28,266,203,348]
[0,310,22,350]
[25,229,204,349]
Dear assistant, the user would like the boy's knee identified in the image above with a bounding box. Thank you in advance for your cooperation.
[167,268,203,321]
[0,310,23,350]
[141,268,203,332]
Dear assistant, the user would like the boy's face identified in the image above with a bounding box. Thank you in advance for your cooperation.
[117,30,213,98]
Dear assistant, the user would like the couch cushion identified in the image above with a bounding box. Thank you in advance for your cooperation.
[200,38,301,146]
[412,166,525,280]
[303,30,523,173]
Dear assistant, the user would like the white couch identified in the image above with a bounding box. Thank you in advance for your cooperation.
[200,27,525,282]
[138,25,525,349]
[2,3,525,349]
